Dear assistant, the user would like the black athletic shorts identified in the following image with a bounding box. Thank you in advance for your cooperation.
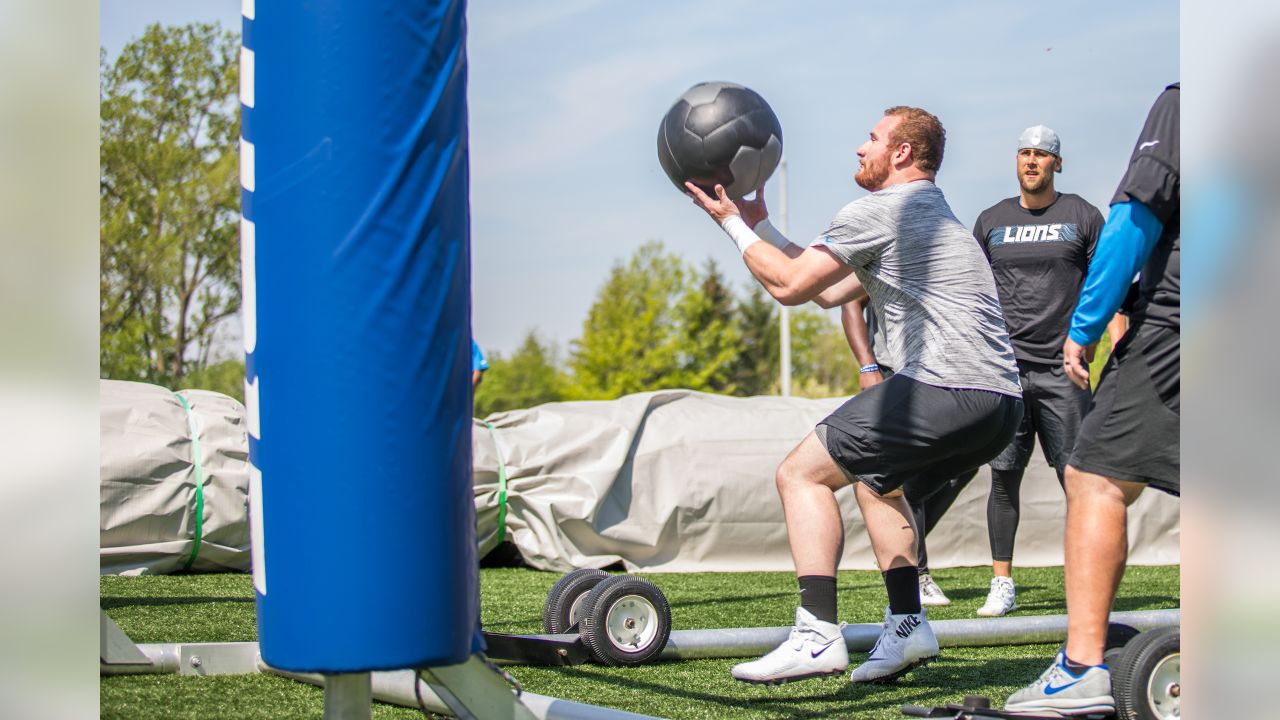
[1069,320,1180,495]
[815,373,1023,496]
[990,361,1092,474]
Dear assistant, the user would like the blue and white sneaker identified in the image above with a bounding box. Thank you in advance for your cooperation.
[730,607,847,685]
[1004,651,1114,717]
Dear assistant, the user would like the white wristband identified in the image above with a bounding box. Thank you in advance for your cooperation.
[753,218,791,250]
[720,215,761,255]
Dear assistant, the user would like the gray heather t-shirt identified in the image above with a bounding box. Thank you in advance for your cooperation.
[816,180,1021,396]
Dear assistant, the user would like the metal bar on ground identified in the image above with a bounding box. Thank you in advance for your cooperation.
[653,609,1179,660]
[103,608,1180,677]
[264,660,662,720]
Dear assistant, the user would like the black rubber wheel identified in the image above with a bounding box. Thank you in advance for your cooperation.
[1105,622,1144,668]
[1112,626,1180,720]
[542,568,609,634]
[578,574,672,666]
[1062,622,1140,668]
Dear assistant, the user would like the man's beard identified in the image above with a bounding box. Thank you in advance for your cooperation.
[1019,170,1052,194]
[855,154,891,191]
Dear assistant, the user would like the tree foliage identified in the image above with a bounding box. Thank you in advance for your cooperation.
[552,242,855,406]
[474,332,568,417]
[100,23,241,387]
[674,259,743,393]
[789,307,858,398]
[729,284,780,396]
[568,241,689,399]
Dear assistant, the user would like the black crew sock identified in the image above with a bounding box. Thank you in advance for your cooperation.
[1062,654,1096,675]
[883,566,922,615]
[797,575,838,624]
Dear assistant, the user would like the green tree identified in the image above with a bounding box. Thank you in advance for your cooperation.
[100,23,241,389]
[728,283,780,396]
[474,332,569,417]
[182,358,247,403]
[674,259,743,393]
[568,242,688,399]
[789,307,858,398]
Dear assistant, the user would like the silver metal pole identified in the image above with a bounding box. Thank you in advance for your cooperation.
[108,608,1180,679]
[778,156,792,397]
[655,608,1180,660]
[323,672,372,720]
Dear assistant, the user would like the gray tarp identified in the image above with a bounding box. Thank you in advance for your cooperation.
[100,382,1179,575]
[100,379,251,575]
[473,390,1180,573]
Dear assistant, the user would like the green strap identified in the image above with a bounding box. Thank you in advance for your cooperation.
[176,393,206,571]
[482,421,509,545]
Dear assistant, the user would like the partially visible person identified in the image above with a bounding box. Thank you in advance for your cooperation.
[1106,310,1129,346]
[1006,84,1180,717]
[471,339,489,388]
[840,297,976,607]
[971,125,1107,618]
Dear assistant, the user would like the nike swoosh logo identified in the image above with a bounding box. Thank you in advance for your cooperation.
[1044,678,1084,695]
[1139,140,1160,150]
[810,639,837,658]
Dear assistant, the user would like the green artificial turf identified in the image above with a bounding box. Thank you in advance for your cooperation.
[101,565,1179,719]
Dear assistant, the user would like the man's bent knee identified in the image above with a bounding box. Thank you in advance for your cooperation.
[1064,465,1145,506]
[777,433,852,494]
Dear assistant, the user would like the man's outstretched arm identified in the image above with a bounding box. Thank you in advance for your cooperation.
[687,182,851,305]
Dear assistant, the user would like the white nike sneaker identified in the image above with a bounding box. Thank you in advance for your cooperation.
[976,576,1017,617]
[918,573,951,606]
[730,607,848,685]
[1004,651,1115,716]
[849,611,939,683]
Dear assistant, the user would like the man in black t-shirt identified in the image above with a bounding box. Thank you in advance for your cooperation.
[1006,85,1180,717]
[971,126,1105,618]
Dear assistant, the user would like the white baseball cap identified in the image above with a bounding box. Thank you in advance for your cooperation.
[1018,125,1061,156]
[1018,125,1061,172]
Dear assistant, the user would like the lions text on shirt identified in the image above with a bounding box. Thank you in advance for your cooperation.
[817,180,1021,397]
[973,193,1104,364]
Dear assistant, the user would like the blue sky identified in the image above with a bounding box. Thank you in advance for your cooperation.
[102,1,1178,359]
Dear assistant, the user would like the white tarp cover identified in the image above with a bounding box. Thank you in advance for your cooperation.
[100,379,251,575]
[100,382,1179,575]
[473,390,1180,573]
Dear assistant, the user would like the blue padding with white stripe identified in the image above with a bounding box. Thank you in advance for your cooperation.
[243,0,477,673]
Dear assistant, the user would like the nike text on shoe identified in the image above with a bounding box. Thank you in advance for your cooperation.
[730,607,848,685]
[918,573,951,607]
[1004,652,1115,716]
[977,576,1017,617]
[849,612,939,684]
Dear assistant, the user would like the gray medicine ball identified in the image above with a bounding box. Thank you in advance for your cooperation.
[657,82,783,199]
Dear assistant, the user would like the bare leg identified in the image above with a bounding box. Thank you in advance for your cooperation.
[854,482,918,571]
[1062,465,1145,665]
[775,432,855,577]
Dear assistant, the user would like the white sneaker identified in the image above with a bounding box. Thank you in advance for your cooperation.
[976,576,1017,617]
[849,612,939,683]
[730,607,848,685]
[918,573,951,606]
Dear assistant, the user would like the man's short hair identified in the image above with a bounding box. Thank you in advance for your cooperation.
[883,106,946,173]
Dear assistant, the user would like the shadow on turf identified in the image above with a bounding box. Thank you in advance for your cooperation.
[101,596,254,609]
[541,655,1054,719]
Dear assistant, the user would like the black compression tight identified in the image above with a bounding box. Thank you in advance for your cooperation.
[907,468,978,572]
[987,466,1065,561]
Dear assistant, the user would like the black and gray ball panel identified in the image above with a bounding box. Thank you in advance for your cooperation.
[657,81,783,199]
